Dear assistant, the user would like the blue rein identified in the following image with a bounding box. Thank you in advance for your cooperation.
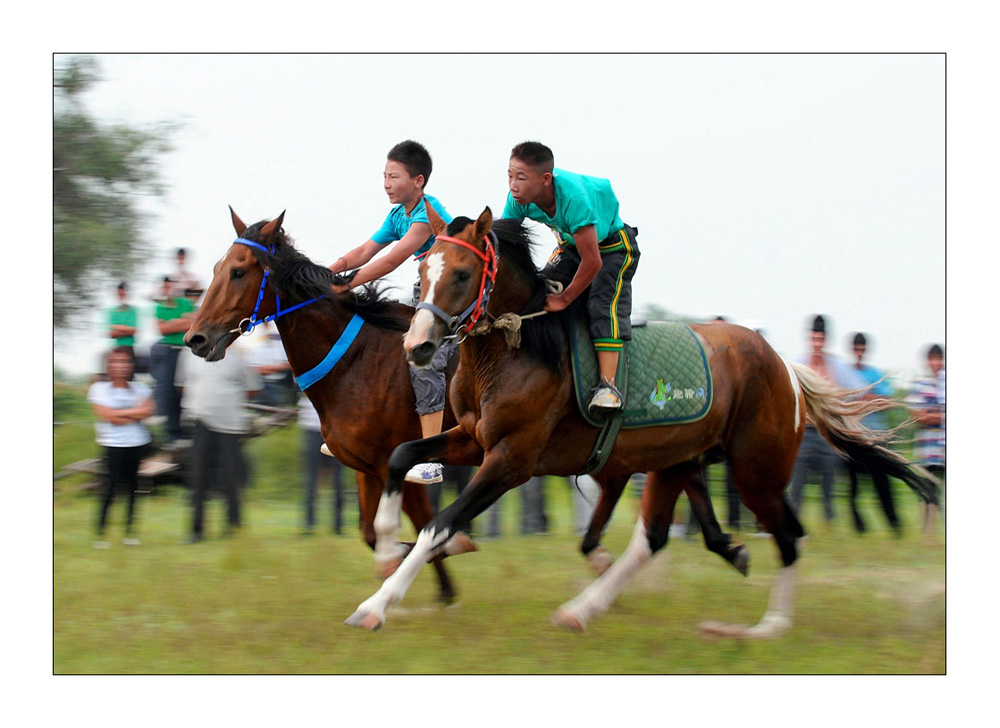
[232,237,364,391]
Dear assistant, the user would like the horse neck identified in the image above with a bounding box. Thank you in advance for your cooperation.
[485,256,536,321]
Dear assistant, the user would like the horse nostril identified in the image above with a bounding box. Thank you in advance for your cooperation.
[186,333,206,348]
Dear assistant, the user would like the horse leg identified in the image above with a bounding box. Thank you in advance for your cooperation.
[346,435,536,631]
[551,465,688,632]
[580,473,630,575]
[700,484,805,640]
[684,467,750,576]
[355,471,381,551]
[400,482,456,605]
[372,427,482,578]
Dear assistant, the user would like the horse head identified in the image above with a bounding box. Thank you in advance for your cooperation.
[184,207,285,361]
[403,204,495,367]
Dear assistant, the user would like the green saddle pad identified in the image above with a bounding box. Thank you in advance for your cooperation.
[570,318,713,428]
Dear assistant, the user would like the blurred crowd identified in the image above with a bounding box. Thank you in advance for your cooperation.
[85,253,945,548]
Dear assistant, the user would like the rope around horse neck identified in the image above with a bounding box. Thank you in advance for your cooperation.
[465,280,562,348]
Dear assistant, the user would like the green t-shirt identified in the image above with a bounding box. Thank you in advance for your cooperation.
[501,167,624,249]
[155,297,195,346]
[107,304,138,347]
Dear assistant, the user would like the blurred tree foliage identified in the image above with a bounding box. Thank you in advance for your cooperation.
[53,56,175,328]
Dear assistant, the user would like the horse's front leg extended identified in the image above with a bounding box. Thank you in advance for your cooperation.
[372,427,482,577]
[347,438,534,631]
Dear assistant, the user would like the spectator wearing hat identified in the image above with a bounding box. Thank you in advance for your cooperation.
[151,276,194,441]
[106,282,138,355]
[847,332,901,534]
[787,315,865,524]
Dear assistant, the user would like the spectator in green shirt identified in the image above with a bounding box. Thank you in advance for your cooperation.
[151,276,194,441]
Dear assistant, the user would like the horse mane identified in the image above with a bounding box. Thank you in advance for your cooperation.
[242,221,410,332]
[447,217,579,371]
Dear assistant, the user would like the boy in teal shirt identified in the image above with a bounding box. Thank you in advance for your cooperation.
[329,140,453,484]
[503,141,640,414]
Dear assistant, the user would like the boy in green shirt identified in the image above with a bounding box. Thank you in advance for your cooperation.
[107,281,138,349]
[503,141,640,414]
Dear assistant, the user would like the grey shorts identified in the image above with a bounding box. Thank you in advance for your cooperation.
[410,279,457,415]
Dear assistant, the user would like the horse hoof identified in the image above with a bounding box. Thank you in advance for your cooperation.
[732,545,750,577]
[344,610,383,631]
[550,608,585,632]
[443,532,478,557]
[376,559,402,579]
[698,620,750,640]
[587,547,615,575]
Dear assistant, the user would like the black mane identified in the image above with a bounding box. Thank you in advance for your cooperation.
[446,217,579,371]
[241,221,410,332]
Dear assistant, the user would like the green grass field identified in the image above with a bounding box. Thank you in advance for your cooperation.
[53,388,945,674]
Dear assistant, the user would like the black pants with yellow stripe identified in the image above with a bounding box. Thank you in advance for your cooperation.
[542,224,640,352]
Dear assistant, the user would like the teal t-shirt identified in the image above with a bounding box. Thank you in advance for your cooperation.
[501,168,624,247]
[107,304,138,347]
[371,194,453,258]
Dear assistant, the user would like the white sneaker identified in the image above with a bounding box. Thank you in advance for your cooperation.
[123,537,141,546]
[92,540,110,549]
[589,382,624,414]
[405,463,444,484]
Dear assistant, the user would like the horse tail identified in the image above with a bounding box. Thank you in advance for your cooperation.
[788,361,940,505]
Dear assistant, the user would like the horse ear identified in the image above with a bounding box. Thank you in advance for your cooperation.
[472,206,493,242]
[425,200,448,237]
[260,211,286,240]
[230,206,247,237]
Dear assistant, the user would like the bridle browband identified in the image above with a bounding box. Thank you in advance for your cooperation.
[415,230,499,340]
[230,237,327,335]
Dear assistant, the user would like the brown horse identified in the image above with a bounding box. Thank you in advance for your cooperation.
[184,209,467,602]
[345,206,939,634]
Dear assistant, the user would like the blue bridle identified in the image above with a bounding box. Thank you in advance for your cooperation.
[232,237,364,390]
[231,237,327,335]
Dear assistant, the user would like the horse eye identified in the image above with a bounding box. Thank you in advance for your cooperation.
[231,268,246,280]
[455,270,472,283]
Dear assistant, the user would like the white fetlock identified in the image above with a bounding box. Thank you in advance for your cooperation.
[320,443,333,457]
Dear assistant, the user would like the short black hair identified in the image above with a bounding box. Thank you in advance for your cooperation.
[810,314,826,334]
[853,332,867,347]
[117,281,128,291]
[511,141,555,174]
[927,344,944,358]
[176,247,187,256]
[387,140,433,188]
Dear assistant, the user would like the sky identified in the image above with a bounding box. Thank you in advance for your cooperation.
[54,52,946,382]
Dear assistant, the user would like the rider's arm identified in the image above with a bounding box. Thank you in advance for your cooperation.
[328,239,383,275]
[345,222,432,289]
[545,224,602,312]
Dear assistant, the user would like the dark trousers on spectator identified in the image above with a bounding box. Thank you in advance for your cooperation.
[848,460,900,533]
[97,445,144,536]
[151,343,183,440]
[302,429,344,533]
[788,425,840,522]
[190,421,246,538]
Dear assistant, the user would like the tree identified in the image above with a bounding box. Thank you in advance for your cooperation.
[53,55,175,328]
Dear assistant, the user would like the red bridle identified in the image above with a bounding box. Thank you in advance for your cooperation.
[416,231,499,337]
